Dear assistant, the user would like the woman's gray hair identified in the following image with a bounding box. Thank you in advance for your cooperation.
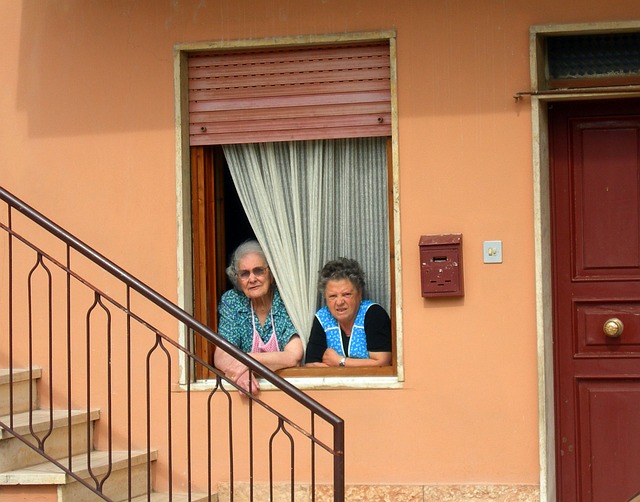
[317,257,365,293]
[225,240,267,289]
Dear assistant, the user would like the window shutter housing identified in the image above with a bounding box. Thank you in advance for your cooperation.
[188,42,391,145]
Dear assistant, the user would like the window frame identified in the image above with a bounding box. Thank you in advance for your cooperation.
[174,31,404,389]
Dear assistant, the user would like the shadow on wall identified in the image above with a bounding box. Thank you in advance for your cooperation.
[16,0,175,138]
[15,0,532,140]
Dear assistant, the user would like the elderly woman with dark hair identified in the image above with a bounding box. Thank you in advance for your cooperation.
[304,257,392,368]
[215,240,303,394]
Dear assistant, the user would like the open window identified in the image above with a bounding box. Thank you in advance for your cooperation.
[183,37,399,380]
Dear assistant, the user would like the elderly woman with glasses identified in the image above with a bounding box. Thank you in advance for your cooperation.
[214,240,303,394]
[304,257,392,368]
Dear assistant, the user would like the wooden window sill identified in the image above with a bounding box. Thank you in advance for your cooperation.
[276,366,395,379]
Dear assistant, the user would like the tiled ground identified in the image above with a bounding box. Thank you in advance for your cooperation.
[216,483,540,501]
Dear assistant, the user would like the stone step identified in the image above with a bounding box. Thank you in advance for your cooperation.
[0,367,41,416]
[0,368,206,501]
[0,408,100,472]
[0,448,158,502]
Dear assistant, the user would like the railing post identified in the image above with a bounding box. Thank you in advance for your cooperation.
[334,419,345,501]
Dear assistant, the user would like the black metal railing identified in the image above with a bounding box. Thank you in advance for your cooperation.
[0,186,344,501]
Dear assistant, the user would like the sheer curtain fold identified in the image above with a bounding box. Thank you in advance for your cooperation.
[223,138,389,345]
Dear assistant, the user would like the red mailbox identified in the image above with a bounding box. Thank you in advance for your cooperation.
[419,234,464,298]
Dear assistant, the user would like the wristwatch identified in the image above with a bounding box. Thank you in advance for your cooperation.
[339,357,346,367]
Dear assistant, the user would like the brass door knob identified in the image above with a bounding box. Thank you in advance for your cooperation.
[603,318,624,338]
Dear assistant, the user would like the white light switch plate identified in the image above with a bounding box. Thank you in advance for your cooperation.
[483,240,502,263]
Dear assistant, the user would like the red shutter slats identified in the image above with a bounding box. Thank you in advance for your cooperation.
[188,42,391,145]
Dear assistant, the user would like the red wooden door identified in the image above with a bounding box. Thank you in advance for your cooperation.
[550,98,640,502]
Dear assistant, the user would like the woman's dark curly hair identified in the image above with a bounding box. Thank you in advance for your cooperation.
[317,257,365,293]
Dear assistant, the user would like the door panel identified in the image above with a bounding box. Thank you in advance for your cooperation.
[577,379,640,502]
[576,301,640,355]
[550,98,640,502]
[573,123,640,278]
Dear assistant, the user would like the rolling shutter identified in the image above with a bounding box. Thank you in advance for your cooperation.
[188,42,391,145]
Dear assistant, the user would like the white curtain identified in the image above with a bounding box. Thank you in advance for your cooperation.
[222,138,389,344]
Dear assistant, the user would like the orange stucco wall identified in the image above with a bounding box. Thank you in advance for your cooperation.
[2,0,640,492]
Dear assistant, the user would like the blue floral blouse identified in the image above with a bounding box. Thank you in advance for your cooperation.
[217,287,297,353]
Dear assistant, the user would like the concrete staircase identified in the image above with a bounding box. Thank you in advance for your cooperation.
[0,368,209,501]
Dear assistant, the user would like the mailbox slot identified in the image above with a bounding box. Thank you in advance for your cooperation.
[419,234,464,297]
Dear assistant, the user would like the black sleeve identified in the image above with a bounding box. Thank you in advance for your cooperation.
[364,304,392,353]
[304,317,328,364]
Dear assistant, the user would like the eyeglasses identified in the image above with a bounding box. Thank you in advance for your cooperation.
[237,266,269,281]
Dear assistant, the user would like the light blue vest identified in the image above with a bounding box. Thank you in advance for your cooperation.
[315,300,375,359]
